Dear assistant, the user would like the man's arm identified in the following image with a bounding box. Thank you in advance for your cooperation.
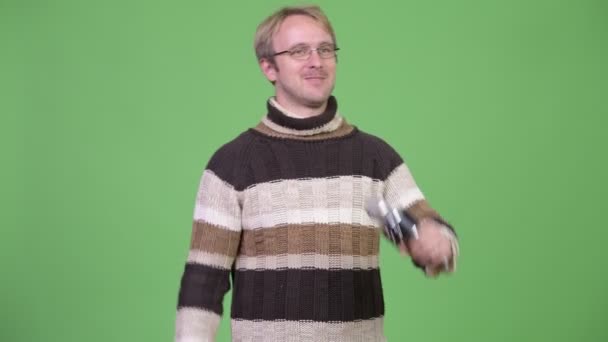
[383,163,459,276]
[175,169,242,342]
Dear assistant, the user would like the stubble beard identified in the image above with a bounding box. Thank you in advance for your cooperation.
[281,79,334,111]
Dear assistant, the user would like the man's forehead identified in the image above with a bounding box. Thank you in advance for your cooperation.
[273,15,333,48]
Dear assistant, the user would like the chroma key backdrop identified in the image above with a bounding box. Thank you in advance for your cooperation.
[2,1,607,341]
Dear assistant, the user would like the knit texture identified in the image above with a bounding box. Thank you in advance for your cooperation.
[175,96,448,342]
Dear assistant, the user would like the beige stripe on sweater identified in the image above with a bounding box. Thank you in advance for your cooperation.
[231,317,386,342]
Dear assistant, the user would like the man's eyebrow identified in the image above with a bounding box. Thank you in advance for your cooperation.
[285,43,309,49]
[287,41,334,49]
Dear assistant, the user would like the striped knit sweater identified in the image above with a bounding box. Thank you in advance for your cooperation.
[175,96,452,342]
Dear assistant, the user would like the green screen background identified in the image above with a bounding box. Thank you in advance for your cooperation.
[2,0,607,341]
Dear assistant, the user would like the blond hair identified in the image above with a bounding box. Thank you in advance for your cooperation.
[254,5,337,63]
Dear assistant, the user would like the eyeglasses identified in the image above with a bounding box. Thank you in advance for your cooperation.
[273,44,340,60]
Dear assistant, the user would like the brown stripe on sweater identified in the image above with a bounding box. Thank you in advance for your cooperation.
[406,199,456,237]
[230,268,384,321]
[252,120,355,141]
[405,199,442,222]
[190,221,241,256]
[178,263,230,315]
[238,224,379,257]
[207,128,401,191]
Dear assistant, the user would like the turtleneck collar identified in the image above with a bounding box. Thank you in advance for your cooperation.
[262,96,343,137]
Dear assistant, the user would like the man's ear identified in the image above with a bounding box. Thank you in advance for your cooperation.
[259,58,278,83]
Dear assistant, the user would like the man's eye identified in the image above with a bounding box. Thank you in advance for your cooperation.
[290,47,308,56]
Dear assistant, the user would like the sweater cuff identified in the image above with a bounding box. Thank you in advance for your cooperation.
[406,200,459,272]
[175,307,220,342]
[405,200,457,237]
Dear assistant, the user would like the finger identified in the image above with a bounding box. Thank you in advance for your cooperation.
[430,241,453,265]
[426,256,449,271]
[399,242,410,256]
[439,254,456,273]
[424,265,440,277]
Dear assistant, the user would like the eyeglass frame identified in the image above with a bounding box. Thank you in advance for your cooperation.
[272,44,340,60]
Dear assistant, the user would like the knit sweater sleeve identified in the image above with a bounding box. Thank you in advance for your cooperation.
[372,136,457,236]
[175,141,245,342]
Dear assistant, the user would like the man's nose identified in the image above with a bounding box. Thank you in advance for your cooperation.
[306,49,323,67]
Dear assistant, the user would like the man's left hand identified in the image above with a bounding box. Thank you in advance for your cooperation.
[398,218,458,277]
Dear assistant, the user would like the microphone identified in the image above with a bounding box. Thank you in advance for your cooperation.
[366,197,456,273]
[365,197,419,244]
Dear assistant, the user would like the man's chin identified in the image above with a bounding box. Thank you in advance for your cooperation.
[303,93,332,108]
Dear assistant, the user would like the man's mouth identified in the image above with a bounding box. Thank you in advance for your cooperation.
[303,73,327,80]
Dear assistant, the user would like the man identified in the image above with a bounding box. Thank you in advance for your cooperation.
[175,5,458,342]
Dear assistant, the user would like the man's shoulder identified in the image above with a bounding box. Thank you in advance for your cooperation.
[204,129,257,188]
[354,128,400,156]
[354,127,404,179]
[210,129,256,159]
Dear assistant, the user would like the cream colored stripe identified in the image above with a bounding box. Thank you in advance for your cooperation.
[234,254,378,270]
[193,208,241,232]
[175,307,220,342]
[241,175,384,229]
[269,97,309,118]
[187,250,234,270]
[193,170,241,232]
[231,317,386,342]
[242,208,380,229]
[383,163,425,210]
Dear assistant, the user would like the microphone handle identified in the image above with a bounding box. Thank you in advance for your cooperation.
[398,211,419,241]
[384,209,419,244]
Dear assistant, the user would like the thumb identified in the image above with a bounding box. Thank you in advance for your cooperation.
[399,242,410,256]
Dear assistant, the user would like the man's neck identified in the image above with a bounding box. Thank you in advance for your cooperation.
[273,95,328,119]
